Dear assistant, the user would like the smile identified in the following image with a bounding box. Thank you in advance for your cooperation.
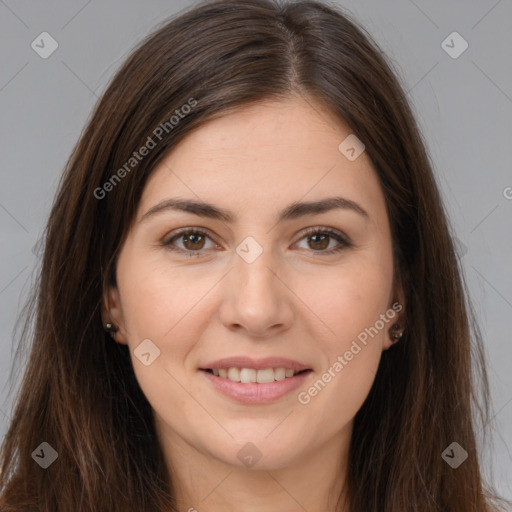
[205,367,306,383]
[199,367,313,404]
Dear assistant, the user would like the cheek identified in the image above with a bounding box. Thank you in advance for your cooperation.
[296,251,394,348]
[292,255,392,431]
[295,293,386,445]
[117,249,217,343]
[116,254,214,428]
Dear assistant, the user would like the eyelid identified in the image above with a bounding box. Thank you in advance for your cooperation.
[297,225,350,242]
[162,226,221,248]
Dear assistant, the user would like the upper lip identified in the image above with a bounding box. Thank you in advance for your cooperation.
[199,356,312,372]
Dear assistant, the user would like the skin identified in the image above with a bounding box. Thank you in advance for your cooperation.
[103,94,405,512]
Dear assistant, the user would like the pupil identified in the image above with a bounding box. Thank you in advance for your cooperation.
[310,234,328,250]
[185,233,204,249]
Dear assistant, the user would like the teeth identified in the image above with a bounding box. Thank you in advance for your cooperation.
[227,367,240,382]
[274,368,286,381]
[256,368,274,384]
[240,368,256,383]
[211,367,303,383]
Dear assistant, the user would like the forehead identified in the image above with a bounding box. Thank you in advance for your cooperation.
[138,95,385,224]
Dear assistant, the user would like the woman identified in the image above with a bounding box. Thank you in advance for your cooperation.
[0,0,508,510]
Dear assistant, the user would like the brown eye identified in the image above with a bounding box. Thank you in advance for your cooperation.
[182,232,206,250]
[163,228,218,255]
[162,227,350,257]
[295,228,351,255]
[307,233,330,250]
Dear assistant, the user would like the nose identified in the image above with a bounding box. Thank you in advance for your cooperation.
[218,244,294,338]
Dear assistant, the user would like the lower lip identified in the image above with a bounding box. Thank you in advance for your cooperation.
[200,369,313,404]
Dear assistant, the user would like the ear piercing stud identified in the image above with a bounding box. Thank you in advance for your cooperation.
[104,323,118,340]
[390,323,404,343]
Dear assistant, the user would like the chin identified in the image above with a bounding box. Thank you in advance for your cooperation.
[211,435,306,471]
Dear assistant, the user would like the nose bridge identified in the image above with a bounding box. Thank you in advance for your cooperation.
[233,235,281,306]
[218,234,293,335]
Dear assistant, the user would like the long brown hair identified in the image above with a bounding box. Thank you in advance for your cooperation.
[1,1,508,510]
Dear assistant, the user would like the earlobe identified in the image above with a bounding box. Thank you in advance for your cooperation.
[385,280,406,350]
[101,285,128,344]
[384,317,405,351]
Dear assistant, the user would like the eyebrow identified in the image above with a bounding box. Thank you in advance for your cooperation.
[140,196,369,224]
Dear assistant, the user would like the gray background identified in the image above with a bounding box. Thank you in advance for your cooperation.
[1,0,511,500]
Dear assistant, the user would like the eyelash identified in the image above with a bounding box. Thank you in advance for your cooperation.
[161,226,352,257]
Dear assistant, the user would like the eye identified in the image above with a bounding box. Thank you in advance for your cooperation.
[294,227,351,255]
[162,228,220,256]
[162,226,351,257]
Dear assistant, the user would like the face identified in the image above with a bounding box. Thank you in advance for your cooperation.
[104,95,404,472]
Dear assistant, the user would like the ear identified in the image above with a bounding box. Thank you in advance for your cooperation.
[383,277,406,350]
[101,285,128,345]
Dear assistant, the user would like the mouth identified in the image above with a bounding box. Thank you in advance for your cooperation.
[200,367,312,383]
[199,364,313,404]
